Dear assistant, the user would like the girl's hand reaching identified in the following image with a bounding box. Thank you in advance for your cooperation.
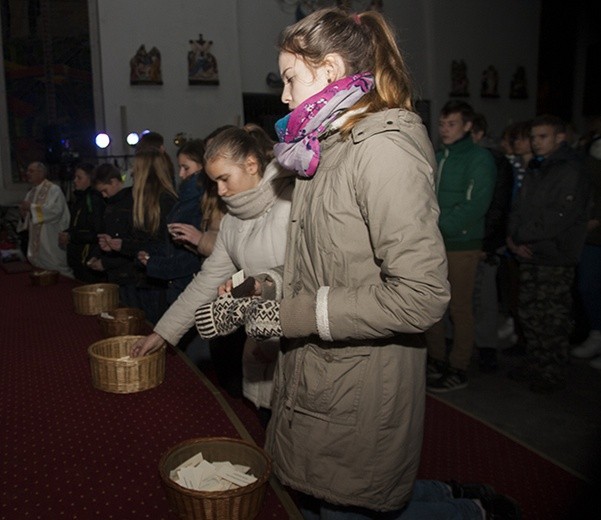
[168,223,202,246]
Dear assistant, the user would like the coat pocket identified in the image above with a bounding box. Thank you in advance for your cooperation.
[293,345,371,425]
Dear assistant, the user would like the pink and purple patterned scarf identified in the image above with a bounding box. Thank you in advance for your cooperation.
[274,73,374,178]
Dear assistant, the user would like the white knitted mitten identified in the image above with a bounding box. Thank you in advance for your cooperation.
[195,294,254,339]
[244,299,283,341]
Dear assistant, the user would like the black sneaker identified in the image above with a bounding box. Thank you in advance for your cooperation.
[479,493,522,519]
[427,367,468,393]
[426,358,446,380]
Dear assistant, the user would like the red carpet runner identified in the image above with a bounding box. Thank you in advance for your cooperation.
[0,271,296,519]
[418,396,592,519]
[1,269,593,519]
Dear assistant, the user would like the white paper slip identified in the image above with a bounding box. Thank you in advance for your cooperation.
[183,451,206,468]
[217,464,257,487]
[233,464,251,474]
[232,269,245,288]
[172,451,205,474]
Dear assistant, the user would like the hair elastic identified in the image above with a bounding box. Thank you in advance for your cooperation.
[352,13,361,25]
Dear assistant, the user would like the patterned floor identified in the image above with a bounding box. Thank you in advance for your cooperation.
[0,271,293,519]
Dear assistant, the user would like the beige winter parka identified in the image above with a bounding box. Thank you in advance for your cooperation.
[266,109,450,511]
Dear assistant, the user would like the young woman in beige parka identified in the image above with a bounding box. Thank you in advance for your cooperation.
[194,8,454,518]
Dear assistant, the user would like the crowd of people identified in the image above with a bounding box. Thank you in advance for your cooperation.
[14,6,601,520]
[425,104,599,396]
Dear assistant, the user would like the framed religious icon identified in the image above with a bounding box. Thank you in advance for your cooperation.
[449,60,469,97]
[130,45,163,85]
[509,66,528,99]
[480,65,500,98]
[188,34,219,85]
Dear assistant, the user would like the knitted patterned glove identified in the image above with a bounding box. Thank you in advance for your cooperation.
[244,299,283,341]
[195,294,254,339]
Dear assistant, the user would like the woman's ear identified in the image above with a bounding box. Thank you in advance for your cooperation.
[323,53,347,82]
[245,155,260,176]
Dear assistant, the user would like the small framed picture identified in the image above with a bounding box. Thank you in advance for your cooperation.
[509,66,528,99]
[130,45,163,85]
[188,34,219,85]
[449,59,469,97]
[480,65,499,98]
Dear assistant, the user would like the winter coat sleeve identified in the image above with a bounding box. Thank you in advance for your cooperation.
[153,225,238,345]
[321,132,450,340]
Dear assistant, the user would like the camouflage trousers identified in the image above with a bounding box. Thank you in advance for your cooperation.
[518,263,575,383]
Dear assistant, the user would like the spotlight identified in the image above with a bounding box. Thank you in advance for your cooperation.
[95,133,111,149]
[126,132,140,146]
[141,129,150,135]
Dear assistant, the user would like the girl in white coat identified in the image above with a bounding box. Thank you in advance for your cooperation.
[131,125,294,412]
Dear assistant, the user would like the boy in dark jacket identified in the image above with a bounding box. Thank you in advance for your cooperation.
[507,114,590,393]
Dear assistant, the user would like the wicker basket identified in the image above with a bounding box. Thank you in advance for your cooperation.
[98,307,146,338]
[88,335,165,393]
[30,269,59,286]
[72,283,119,315]
[159,437,272,520]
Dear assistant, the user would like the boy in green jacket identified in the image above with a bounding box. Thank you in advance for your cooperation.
[427,101,497,392]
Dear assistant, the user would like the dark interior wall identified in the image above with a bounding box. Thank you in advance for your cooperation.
[537,0,600,121]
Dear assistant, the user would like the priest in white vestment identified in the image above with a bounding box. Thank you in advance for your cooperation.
[18,162,73,277]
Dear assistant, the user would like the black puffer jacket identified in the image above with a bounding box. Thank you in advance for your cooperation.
[508,143,590,265]
[482,147,513,254]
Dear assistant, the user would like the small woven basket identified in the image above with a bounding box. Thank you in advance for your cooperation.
[30,270,59,286]
[72,283,119,315]
[98,307,146,338]
[159,437,272,520]
[88,335,165,393]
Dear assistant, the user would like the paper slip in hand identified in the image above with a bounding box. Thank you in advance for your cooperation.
[100,312,114,319]
[232,269,245,288]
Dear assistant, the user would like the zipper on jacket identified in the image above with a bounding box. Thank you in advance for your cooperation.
[466,179,474,201]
